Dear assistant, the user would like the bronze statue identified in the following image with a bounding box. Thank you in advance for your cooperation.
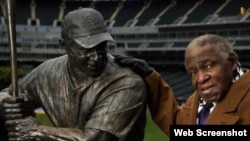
[0,7,147,141]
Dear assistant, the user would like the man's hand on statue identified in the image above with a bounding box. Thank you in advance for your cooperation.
[5,116,41,141]
[114,55,153,77]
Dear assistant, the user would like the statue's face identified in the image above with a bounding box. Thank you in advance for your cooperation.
[66,41,108,77]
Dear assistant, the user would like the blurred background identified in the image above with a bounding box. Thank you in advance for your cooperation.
[0,0,250,140]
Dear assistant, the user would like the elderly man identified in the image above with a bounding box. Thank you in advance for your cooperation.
[115,34,250,136]
[0,8,147,141]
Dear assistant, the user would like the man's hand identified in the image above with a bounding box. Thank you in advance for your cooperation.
[5,116,40,141]
[114,55,153,77]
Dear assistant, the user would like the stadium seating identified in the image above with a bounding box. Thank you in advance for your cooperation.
[0,0,250,103]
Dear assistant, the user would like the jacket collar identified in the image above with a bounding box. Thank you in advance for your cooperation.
[221,69,250,112]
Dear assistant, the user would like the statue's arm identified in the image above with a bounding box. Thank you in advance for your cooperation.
[6,76,147,141]
[6,116,118,141]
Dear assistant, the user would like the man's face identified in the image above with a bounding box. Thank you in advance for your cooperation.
[185,45,235,103]
[66,41,108,77]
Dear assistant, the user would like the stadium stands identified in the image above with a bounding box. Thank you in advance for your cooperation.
[0,0,250,104]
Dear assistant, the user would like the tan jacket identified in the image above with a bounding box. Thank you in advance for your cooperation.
[146,69,250,136]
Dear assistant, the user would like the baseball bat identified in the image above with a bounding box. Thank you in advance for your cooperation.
[6,0,18,97]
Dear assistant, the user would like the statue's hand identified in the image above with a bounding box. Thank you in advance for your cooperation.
[5,116,40,141]
[114,55,153,77]
[1,96,24,120]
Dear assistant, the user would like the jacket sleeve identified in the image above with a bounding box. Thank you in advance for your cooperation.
[145,69,180,136]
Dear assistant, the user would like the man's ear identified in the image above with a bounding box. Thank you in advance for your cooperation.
[228,53,238,71]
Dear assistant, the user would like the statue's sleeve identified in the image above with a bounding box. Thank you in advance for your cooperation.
[85,76,147,139]
[29,75,147,141]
